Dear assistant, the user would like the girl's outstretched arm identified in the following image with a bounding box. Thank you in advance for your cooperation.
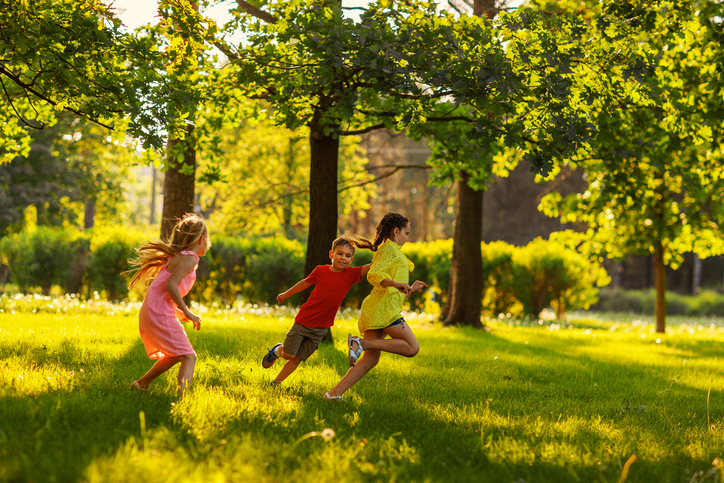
[165,255,201,330]
[410,280,428,295]
[380,278,412,296]
[277,279,312,304]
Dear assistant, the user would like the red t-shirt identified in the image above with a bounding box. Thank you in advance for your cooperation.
[295,265,364,328]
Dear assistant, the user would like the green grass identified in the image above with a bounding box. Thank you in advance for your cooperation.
[2,306,724,482]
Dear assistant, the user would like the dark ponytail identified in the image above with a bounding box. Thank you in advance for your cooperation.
[369,212,409,251]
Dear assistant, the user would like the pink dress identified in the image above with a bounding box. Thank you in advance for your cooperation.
[139,250,199,359]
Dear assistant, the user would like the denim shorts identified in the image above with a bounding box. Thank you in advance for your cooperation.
[386,317,405,328]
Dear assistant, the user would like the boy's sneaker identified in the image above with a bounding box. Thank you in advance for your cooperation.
[262,343,283,369]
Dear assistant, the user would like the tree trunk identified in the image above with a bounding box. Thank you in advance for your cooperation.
[442,173,483,328]
[692,253,702,295]
[654,240,666,333]
[160,0,198,240]
[304,120,339,342]
[84,199,95,230]
[440,0,494,327]
[283,137,295,237]
[161,126,196,240]
[150,166,157,225]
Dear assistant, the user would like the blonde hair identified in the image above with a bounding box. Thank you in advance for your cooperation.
[128,213,209,290]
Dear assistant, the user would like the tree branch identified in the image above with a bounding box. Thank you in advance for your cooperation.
[342,123,387,135]
[0,76,45,129]
[338,165,431,193]
[214,40,240,62]
[236,0,278,24]
[244,165,431,208]
[0,65,115,130]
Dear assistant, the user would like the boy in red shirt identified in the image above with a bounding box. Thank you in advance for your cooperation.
[262,236,371,385]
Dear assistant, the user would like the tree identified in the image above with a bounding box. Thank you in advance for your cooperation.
[215,0,646,313]
[155,0,205,239]
[434,0,498,328]
[0,0,227,240]
[536,0,724,332]
[0,0,183,160]
[0,115,133,235]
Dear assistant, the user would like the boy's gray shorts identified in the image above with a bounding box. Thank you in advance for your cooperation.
[283,322,328,361]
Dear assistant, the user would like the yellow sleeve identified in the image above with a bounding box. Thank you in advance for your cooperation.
[366,243,398,287]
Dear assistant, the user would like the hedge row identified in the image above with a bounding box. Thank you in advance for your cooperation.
[0,226,147,300]
[592,287,724,317]
[0,228,608,317]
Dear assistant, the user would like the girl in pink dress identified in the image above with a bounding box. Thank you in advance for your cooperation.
[127,213,211,398]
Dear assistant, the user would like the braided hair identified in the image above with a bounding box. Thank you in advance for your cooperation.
[365,212,410,251]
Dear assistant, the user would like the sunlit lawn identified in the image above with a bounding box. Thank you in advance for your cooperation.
[2,302,724,482]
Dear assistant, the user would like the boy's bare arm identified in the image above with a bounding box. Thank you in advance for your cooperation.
[277,279,312,304]
[360,263,372,277]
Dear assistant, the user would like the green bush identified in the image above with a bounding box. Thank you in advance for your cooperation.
[591,288,724,317]
[195,235,251,303]
[688,290,724,316]
[0,227,614,320]
[64,233,92,295]
[592,288,653,314]
[243,237,305,305]
[195,236,305,306]
[86,226,147,301]
[402,239,453,310]
[0,227,82,295]
[482,241,519,316]
[511,237,609,318]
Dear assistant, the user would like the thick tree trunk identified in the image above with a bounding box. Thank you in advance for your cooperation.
[160,0,198,240]
[440,0,494,327]
[442,173,484,328]
[654,240,666,333]
[304,120,339,342]
[161,126,196,240]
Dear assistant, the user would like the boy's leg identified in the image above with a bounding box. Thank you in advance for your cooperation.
[274,356,302,383]
[273,328,325,384]
[263,322,307,369]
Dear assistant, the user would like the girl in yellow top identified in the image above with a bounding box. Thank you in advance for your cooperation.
[324,212,427,401]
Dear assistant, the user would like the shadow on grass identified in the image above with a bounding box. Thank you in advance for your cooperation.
[0,337,180,482]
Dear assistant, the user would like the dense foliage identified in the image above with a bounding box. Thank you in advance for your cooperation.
[0,227,606,317]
